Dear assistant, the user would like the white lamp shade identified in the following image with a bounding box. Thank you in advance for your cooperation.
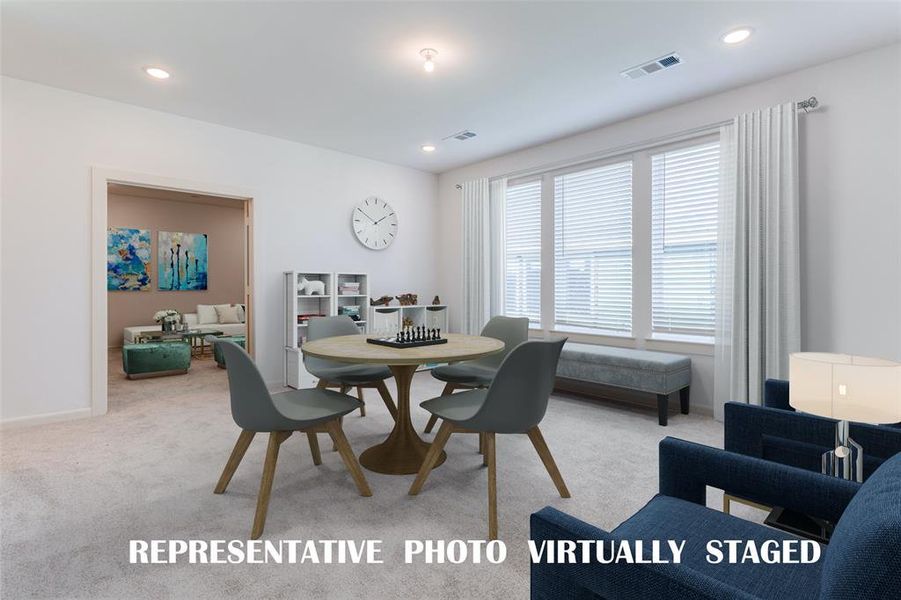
[790,352,901,424]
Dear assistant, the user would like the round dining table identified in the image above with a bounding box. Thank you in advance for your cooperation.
[301,333,504,475]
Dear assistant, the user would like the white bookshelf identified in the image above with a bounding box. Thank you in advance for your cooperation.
[334,272,369,333]
[284,271,371,388]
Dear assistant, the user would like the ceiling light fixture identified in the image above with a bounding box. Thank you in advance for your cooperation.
[420,48,438,73]
[421,144,436,152]
[143,66,171,79]
[721,27,753,45]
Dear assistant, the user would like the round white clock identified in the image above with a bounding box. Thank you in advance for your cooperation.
[352,196,397,250]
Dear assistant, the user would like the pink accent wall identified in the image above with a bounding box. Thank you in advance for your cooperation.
[107,193,245,347]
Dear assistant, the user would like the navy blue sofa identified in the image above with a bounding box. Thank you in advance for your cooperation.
[724,379,901,480]
[531,437,901,599]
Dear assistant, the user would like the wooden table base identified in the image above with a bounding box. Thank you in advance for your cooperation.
[359,364,447,475]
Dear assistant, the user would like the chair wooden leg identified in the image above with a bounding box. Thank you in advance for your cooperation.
[325,419,372,497]
[424,414,439,434]
[339,384,350,394]
[424,383,455,433]
[332,416,343,451]
[316,379,329,389]
[527,426,571,498]
[486,432,498,540]
[375,380,398,421]
[251,431,290,539]
[409,420,454,495]
[356,386,366,417]
[306,432,322,466]
[214,430,256,494]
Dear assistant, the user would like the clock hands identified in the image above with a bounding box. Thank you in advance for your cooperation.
[374,212,395,225]
[357,209,378,223]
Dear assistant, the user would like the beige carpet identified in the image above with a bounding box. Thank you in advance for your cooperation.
[0,350,759,599]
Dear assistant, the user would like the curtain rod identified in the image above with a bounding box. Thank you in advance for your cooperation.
[455,96,819,189]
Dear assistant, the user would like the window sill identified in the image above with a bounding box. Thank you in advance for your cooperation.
[645,334,714,357]
[546,328,636,348]
[552,325,633,338]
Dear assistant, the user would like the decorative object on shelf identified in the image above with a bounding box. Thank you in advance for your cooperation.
[338,305,361,321]
[432,295,441,305]
[297,313,325,324]
[107,227,151,291]
[298,276,326,295]
[338,281,361,295]
[396,293,418,306]
[158,231,208,291]
[153,309,182,332]
[370,295,393,306]
[402,317,414,328]
[352,196,398,250]
[790,352,901,482]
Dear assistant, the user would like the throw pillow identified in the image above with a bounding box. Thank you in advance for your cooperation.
[236,304,246,323]
[196,304,218,325]
[216,304,241,324]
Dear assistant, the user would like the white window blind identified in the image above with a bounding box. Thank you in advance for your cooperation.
[651,141,720,338]
[504,180,541,324]
[554,161,633,333]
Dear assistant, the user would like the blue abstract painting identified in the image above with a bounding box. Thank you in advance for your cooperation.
[158,231,208,291]
[107,227,151,291]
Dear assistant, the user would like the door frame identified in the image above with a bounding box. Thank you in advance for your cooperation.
[92,168,255,417]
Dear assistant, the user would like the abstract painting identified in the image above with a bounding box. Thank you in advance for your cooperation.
[158,231,208,291]
[107,227,151,291]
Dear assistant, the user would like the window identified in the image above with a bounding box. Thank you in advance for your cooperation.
[504,179,541,324]
[554,161,633,333]
[651,141,720,339]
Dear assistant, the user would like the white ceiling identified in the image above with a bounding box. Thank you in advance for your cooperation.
[3,2,899,173]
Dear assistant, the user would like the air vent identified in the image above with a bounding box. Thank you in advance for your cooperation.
[620,53,682,80]
[443,130,477,141]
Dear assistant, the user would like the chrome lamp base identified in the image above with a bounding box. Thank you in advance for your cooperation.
[821,419,863,483]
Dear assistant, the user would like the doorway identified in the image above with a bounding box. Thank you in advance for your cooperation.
[92,169,254,416]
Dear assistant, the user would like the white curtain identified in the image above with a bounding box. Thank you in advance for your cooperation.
[461,178,491,334]
[714,102,801,420]
[489,178,507,317]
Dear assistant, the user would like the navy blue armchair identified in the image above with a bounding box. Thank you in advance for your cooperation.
[724,379,901,479]
[531,438,901,599]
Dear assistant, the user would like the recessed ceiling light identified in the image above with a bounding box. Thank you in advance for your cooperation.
[421,144,436,152]
[721,28,753,45]
[419,48,437,73]
[143,66,171,79]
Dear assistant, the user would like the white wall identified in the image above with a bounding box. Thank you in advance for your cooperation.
[1,77,438,424]
[437,44,901,412]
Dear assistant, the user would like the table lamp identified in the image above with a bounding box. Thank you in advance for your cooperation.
[790,352,901,482]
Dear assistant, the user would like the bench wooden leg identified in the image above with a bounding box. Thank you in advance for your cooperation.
[657,394,668,426]
[680,386,690,415]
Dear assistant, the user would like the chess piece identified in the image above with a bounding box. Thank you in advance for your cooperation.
[432,295,441,305]
[436,328,441,339]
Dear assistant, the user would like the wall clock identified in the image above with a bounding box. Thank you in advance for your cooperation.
[352,196,397,250]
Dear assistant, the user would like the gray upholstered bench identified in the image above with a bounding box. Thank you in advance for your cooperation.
[555,342,691,426]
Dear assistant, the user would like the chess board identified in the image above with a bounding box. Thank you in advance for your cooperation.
[366,337,448,349]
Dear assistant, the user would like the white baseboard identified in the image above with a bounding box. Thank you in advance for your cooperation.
[0,407,93,429]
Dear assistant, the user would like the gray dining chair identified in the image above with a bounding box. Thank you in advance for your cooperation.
[423,316,528,435]
[305,316,397,421]
[409,338,570,540]
[209,337,372,539]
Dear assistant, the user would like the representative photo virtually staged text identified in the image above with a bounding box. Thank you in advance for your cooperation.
[1,1,900,599]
